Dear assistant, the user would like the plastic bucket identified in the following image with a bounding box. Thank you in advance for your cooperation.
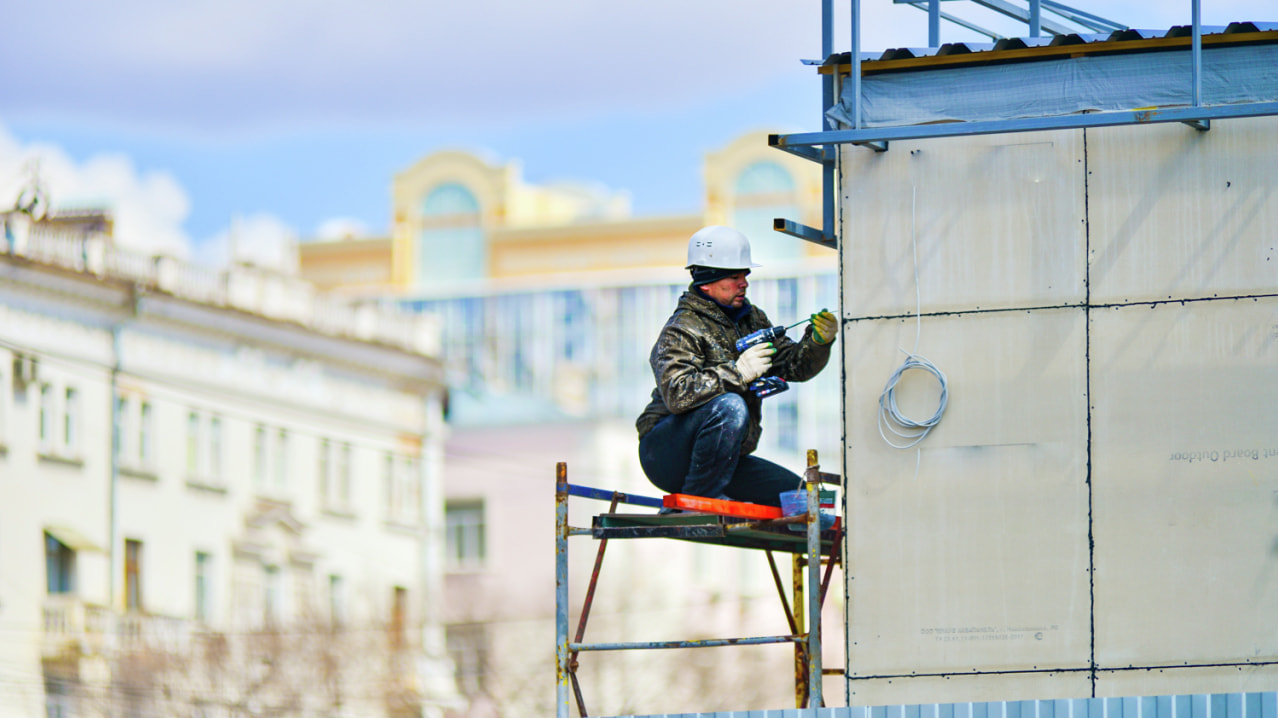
[778,489,836,531]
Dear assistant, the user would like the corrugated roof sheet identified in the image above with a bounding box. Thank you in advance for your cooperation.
[808,22,1278,74]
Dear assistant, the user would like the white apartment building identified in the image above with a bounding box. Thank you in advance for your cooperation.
[0,210,462,717]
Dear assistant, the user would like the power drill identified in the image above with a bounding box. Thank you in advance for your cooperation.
[749,375,789,398]
[734,313,820,353]
[736,315,818,399]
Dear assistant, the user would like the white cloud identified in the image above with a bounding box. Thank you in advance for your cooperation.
[0,125,301,271]
[314,217,370,241]
[0,125,192,258]
[195,213,298,274]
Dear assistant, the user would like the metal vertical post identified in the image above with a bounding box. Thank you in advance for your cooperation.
[822,0,836,241]
[928,0,940,47]
[806,451,823,708]
[793,553,806,707]
[556,463,570,718]
[1192,0,1202,107]
[1029,0,1042,37]
[852,0,862,130]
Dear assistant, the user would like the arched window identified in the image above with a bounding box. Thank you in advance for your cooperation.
[735,161,795,197]
[731,161,801,264]
[417,183,484,285]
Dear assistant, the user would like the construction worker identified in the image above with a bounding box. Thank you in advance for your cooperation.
[635,225,839,507]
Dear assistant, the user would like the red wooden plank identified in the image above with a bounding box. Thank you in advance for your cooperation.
[662,494,784,519]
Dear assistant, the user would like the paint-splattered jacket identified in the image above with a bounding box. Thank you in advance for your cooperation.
[635,287,832,455]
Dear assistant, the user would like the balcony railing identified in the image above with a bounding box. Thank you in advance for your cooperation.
[3,219,440,357]
[43,596,191,657]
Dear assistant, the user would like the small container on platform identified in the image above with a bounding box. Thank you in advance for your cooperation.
[778,489,837,531]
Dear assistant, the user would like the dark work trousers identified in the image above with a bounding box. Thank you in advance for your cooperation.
[638,392,802,507]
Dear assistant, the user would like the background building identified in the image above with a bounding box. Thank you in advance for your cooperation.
[1,206,462,717]
[298,130,845,715]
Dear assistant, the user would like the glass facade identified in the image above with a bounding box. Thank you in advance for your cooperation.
[405,271,840,462]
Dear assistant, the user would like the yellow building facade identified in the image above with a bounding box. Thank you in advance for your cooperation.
[300,130,829,294]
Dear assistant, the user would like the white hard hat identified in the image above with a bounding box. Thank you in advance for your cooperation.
[684,225,761,270]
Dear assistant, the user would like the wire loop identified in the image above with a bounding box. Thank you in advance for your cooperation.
[877,352,948,449]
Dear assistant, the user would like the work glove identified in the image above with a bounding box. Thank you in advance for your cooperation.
[735,342,775,384]
[811,310,839,345]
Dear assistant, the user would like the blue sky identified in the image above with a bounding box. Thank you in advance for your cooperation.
[1,0,1271,265]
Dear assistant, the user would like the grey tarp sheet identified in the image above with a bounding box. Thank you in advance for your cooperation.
[828,44,1278,128]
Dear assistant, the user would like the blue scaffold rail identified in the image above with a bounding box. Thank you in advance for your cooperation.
[566,483,664,509]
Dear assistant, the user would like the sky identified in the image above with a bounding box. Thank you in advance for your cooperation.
[0,0,1272,268]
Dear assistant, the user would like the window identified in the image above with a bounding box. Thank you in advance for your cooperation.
[385,454,421,524]
[125,539,143,611]
[194,552,212,623]
[264,565,281,625]
[732,160,801,264]
[37,384,81,460]
[318,439,351,510]
[44,677,72,718]
[208,416,222,480]
[0,360,7,446]
[383,452,395,518]
[254,425,267,488]
[328,574,345,626]
[113,397,128,459]
[38,384,53,451]
[318,439,331,503]
[184,411,224,484]
[62,388,77,455]
[274,429,288,491]
[45,533,75,594]
[390,586,408,649]
[445,501,486,570]
[446,624,489,696]
[417,183,484,285]
[138,401,153,467]
[338,443,351,506]
[186,412,200,475]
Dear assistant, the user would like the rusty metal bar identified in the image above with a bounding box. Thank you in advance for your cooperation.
[567,493,621,717]
[555,462,570,718]
[766,550,799,636]
[819,529,843,607]
[591,525,727,540]
[572,634,802,651]
[570,673,587,718]
[806,452,824,708]
[726,515,807,531]
[793,551,807,708]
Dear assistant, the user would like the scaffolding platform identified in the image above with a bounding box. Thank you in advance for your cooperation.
[556,451,844,717]
[591,511,842,555]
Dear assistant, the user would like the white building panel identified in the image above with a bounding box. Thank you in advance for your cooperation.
[1088,117,1278,305]
[844,309,1090,680]
[841,130,1086,318]
[1092,297,1278,667]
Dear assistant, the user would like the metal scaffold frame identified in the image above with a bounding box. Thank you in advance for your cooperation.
[768,0,1278,250]
[555,451,845,718]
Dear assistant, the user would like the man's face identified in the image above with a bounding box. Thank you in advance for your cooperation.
[699,271,750,308]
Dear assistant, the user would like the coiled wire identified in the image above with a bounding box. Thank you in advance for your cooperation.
[877,352,948,449]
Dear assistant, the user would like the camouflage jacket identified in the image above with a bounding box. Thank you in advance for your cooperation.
[635,286,833,455]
